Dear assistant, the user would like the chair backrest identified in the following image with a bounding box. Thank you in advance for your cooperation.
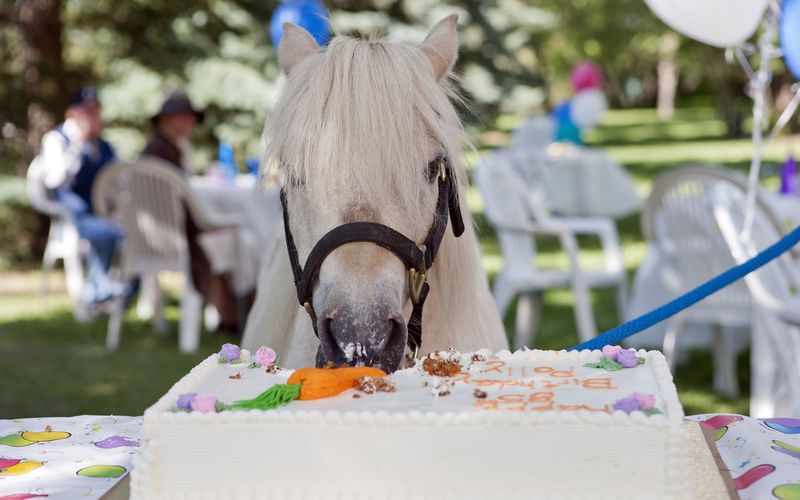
[711,182,800,311]
[475,151,537,270]
[93,159,194,276]
[511,114,554,150]
[711,179,800,414]
[26,156,65,218]
[643,166,754,314]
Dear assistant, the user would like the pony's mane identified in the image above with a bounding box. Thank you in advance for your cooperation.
[264,34,468,219]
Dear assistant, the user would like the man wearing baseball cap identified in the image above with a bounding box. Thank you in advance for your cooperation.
[40,86,126,312]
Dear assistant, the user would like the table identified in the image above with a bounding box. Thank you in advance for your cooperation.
[3,414,798,499]
[189,174,281,245]
[188,175,281,294]
[0,416,142,499]
[511,144,642,219]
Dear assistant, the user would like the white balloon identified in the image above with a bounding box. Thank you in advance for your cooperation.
[644,0,769,48]
[570,90,608,129]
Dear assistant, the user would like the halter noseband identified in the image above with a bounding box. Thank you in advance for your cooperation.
[280,157,465,353]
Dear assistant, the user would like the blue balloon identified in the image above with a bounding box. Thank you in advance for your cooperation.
[782,0,800,79]
[270,0,332,48]
[552,101,582,144]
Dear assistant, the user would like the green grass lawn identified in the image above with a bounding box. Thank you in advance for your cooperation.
[3,106,785,418]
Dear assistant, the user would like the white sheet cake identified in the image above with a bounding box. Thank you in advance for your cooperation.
[131,348,688,499]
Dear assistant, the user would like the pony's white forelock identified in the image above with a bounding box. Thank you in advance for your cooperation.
[264,34,468,219]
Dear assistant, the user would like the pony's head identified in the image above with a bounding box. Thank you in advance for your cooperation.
[265,16,466,372]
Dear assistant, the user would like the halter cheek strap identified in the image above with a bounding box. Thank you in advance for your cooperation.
[280,158,464,352]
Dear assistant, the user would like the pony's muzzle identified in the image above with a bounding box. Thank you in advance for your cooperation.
[316,303,407,372]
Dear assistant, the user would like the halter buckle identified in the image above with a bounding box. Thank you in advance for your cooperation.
[408,246,428,304]
[303,301,318,325]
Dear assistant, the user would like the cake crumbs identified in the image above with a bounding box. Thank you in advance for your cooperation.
[473,389,488,399]
[352,394,361,399]
[264,364,280,374]
[422,357,461,378]
[471,353,487,362]
[431,377,454,397]
[355,376,397,394]
[228,372,242,380]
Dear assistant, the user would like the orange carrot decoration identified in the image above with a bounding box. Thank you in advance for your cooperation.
[227,366,388,410]
[288,367,387,400]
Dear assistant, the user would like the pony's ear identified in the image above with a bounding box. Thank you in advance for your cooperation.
[279,23,319,76]
[420,14,459,81]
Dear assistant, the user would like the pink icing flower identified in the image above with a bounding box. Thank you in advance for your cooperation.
[219,343,241,363]
[601,345,622,360]
[254,346,277,366]
[631,392,655,410]
[616,348,639,368]
[189,393,217,413]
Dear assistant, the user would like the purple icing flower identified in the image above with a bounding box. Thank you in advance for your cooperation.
[219,343,241,363]
[613,396,641,414]
[254,346,277,366]
[616,348,638,368]
[601,345,622,360]
[631,392,655,410]
[189,393,217,413]
[177,392,197,410]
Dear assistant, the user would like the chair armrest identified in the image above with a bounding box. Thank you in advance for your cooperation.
[202,212,242,230]
[538,217,625,274]
[31,198,75,223]
[491,220,572,238]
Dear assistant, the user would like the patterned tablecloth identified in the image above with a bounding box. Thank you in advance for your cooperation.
[0,416,142,499]
[1,414,798,499]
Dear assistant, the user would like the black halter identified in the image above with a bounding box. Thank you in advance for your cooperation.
[280,157,465,352]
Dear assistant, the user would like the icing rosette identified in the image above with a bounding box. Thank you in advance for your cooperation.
[219,343,241,363]
[189,393,218,413]
[613,392,661,415]
[176,392,197,410]
[254,346,277,366]
[585,345,645,371]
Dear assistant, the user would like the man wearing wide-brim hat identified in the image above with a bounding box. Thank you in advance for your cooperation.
[142,90,204,173]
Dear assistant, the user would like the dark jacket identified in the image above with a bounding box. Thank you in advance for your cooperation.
[142,131,183,172]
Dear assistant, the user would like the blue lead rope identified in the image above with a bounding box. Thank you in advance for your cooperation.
[569,225,800,352]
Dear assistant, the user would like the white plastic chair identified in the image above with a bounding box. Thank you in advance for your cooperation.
[475,151,627,349]
[93,158,243,352]
[25,156,90,320]
[644,166,757,398]
[711,182,800,417]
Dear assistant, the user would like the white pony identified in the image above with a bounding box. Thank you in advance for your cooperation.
[242,15,507,370]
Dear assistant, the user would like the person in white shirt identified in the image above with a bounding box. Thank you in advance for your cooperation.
[40,86,126,310]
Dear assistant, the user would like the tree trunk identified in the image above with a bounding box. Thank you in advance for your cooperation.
[17,0,65,171]
[656,34,678,121]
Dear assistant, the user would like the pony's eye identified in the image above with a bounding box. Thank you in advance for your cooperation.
[427,157,445,183]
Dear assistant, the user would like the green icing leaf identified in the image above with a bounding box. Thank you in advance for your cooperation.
[637,357,646,365]
[641,408,663,417]
[584,356,623,371]
[248,362,259,369]
[230,359,243,365]
[225,383,302,411]
[218,355,227,364]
